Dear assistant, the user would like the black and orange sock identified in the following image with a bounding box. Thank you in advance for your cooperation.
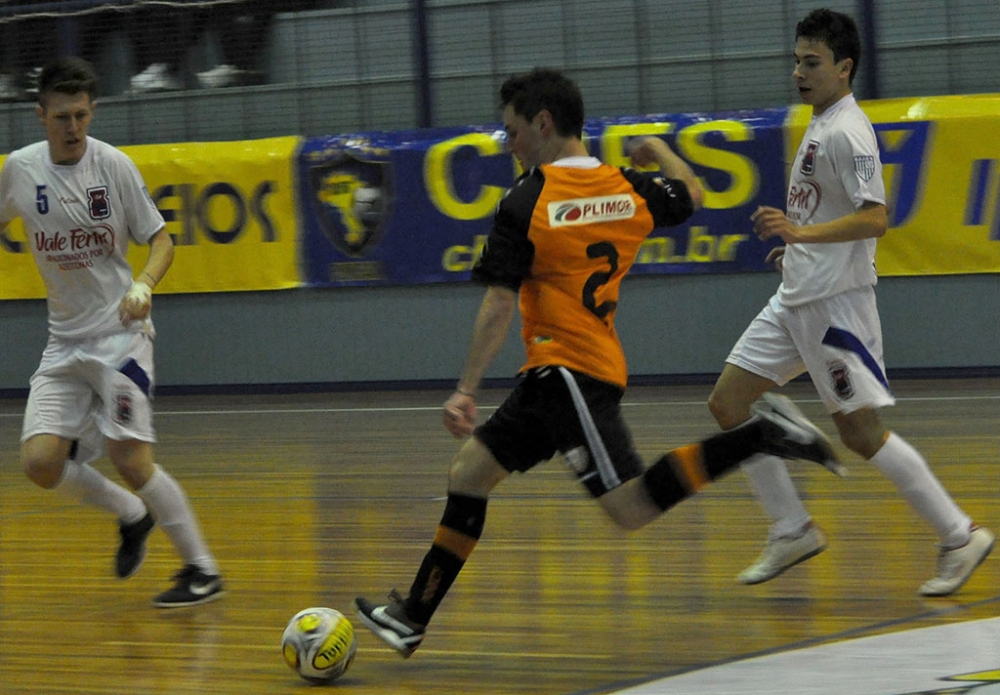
[642,417,765,511]
[404,492,487,626]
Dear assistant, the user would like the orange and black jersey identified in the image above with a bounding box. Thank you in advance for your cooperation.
[472,158,694,388]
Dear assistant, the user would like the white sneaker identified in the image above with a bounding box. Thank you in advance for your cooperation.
[918,526,995,596]
[196,63,241,89]
[128,63,182,94]
[738,525,827,585]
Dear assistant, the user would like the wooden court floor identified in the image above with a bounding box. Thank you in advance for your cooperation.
[0,377,997,694]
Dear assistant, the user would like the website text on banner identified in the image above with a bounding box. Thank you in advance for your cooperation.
[0,136,300,300]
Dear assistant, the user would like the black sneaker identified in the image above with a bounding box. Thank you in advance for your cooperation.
[756,393,845,476]
[353,590,426,658]
[153,565,224,608]
[116,512,155,579]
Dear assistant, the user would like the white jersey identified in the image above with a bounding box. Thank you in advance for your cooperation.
[778,94,886,306]
[0,136,165,339]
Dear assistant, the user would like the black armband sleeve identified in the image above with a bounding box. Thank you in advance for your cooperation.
[622,167,695,228]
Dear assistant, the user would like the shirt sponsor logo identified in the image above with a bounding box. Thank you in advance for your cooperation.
[548,194,635,227]
[34,224,116,270]
[854,155,876,182]
[786,180,822,224]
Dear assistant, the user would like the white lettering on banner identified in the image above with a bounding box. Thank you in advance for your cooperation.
[548,194,635,227]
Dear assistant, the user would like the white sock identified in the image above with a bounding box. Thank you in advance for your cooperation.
[56,461,147,523]
[741,453,813,540]
[138,464,219,575]
[869,433,971,547]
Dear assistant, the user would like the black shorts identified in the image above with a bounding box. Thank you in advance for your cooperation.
[474,366,644,497]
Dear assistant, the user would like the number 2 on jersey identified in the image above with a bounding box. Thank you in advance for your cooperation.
[583,241,619,320]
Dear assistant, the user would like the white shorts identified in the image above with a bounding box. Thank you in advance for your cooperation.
[726,287,895,414]
[21,331,157,445]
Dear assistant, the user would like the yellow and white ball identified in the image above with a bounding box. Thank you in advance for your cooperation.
[281,607,358,683]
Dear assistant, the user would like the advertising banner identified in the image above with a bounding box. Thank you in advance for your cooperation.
[296,109,792,287]
[0,136,300,299]
[129,136,301,293]
[4,96,999,301]
[864,96,1000,275]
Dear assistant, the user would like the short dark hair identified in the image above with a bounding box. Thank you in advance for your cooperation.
[38,57,98,105]
[796,8,861,83]
[499,68,584,139]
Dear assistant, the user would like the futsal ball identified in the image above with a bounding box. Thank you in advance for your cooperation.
[281,607,358,683]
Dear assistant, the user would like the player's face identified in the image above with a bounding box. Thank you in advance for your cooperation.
[503,104,546,170]
[793,37,852,116]
[37,91,95,165]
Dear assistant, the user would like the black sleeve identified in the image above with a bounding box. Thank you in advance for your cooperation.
[620,167,695,228]
[470,168,544,291]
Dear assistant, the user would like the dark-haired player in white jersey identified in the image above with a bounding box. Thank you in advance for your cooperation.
[708,8,993,595]
[353,67,845,659]
[1,57,223,606]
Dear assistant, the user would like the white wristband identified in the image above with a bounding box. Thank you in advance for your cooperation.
[126,281,152,305]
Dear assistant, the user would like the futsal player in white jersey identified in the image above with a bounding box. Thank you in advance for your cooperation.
[0,57,224,606]
[707,9,993,596]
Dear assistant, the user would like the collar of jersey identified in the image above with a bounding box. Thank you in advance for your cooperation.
[548,155,602,169]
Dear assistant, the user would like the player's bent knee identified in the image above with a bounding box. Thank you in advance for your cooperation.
[707,391,745,429]
[113,458,155,490]
[599,483,659,530]
[22,454,65,489]
[601,504,653,531]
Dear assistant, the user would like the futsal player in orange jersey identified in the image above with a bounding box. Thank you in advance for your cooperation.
[354,67,842,657]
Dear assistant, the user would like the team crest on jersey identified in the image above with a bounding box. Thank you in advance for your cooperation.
[854,155,876,182]
[827,359,854,399]
[800,140,820,175]
[306,147,393,257]
[548,194,635,227]
[114,392,133,425]
[87,186,111,220]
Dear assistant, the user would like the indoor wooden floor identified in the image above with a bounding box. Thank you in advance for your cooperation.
[0,378,997,695]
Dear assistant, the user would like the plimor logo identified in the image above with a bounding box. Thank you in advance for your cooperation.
[548,194,635,227]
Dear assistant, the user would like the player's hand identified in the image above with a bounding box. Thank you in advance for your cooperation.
[627,136,673,168]
[118,280,152,325]
[751,205,804,243]
[443,391,477,438]
[765,246,786,271]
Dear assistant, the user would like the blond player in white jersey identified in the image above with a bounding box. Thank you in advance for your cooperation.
[707,9,993,596]
[1,57,223,607]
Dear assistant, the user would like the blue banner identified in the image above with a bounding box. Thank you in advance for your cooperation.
[296,109,792,287]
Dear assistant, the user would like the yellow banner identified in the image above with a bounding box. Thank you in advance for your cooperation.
[787,94,1000,275]
[0,136,301,299]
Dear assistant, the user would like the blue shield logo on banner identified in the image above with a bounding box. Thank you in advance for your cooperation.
[307,150,393,258]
